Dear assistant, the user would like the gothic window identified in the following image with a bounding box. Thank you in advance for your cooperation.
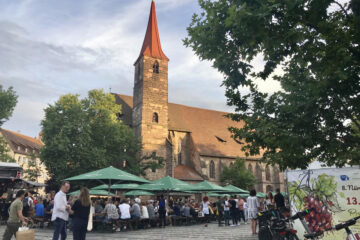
[273,166,280,184]
[256,163,263,182]
[153,61,159,73]
[210,161,215,179]
[152,112,159,123]
[266,166,271,181]
[248,164,253,174]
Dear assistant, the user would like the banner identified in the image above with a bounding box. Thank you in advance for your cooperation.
[287,167,360,240]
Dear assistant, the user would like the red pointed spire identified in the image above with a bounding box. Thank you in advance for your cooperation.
[137,0,169,62]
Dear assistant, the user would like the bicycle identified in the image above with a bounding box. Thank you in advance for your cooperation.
[304,216,360,240]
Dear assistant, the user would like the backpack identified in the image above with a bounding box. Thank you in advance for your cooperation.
[23,197,29,208]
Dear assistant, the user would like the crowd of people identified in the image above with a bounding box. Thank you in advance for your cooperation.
[2,180,286,240]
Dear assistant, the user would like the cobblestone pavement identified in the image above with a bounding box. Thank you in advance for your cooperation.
[0,222,258,240]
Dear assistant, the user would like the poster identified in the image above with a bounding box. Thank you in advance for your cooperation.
[287,167,360,240]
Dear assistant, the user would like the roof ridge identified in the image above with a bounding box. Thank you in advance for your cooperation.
[114,93,233,115]
[0,128,43,146]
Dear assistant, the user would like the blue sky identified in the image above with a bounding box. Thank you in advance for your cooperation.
[0,0,280,137]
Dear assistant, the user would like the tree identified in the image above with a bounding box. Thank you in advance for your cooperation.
[0,136,15,163]
[185,0,360,169]
[0,85,18,163]
[220,158,256,190]
[40,89,163,183]
[22,154,41,182]
[0,85,18,126]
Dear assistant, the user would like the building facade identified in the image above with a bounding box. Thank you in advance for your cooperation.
[0,128,48,185]
[115,1,284,192]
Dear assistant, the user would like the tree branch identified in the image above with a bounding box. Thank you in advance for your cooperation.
[334,1,350,18]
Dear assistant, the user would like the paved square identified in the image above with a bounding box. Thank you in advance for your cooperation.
[0,222,257,240]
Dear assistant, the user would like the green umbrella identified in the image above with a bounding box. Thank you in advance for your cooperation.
[256,192,267,198]
[65,166,149,183]
[136,176,193,192]
[92,183,139,190]
[125,190,154,196]
[223,185,249,194]
[68,189,115,197]
[65,166,149,196]
[190,180,230,192]
[207,192,230,197]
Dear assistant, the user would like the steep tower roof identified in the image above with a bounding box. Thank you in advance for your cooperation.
[136,0,169,63]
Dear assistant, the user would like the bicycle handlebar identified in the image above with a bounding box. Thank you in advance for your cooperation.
[333,215,360,231]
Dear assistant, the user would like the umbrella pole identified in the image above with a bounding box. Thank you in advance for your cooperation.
[108,179,111,197]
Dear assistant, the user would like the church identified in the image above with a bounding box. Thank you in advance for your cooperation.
[114,1,284,193]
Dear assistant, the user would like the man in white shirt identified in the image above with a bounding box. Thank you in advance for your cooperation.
[52,181,70,240]
[119,200,131,220]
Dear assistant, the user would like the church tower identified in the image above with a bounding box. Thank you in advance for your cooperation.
[133,0,170,180]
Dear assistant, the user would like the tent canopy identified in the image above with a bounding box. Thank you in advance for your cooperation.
[190,180,230,192]
[125,190,154,196]
[68,189,115,197]
[136,176,193,192]
[65,166,149,183]
[223,185,249,194]
[256,192,267,198]
[92,183,139,190]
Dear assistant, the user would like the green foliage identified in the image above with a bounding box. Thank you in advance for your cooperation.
[22,154,41,182]
[40,89,163,183]
[185,0,360,169]
[0,135,15,163]
[0,85,17,163]
[220,158,256,190]
[0,85,18,126]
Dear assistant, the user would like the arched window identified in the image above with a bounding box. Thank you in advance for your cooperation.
[265,166,271,181]
[152,112,159,123]
[273,166,280,184]
[229,162,234,168]
[248,164,253,174]
[256,163,263,182]
[209,161,215,179]
[153,61,159,73]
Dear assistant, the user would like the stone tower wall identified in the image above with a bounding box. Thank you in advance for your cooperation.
[133,55,169,180]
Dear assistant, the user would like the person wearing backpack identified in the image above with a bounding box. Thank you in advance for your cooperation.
[22,192,30,217]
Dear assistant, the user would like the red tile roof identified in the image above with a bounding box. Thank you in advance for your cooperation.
[0,128,43,154]
[114,94,260,159]
[174,165,203,181]
[136,0,169,63]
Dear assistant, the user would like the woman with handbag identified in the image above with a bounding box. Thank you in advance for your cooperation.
[68,188,91,240]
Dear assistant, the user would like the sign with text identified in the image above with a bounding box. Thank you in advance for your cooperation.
[287,167,360,240]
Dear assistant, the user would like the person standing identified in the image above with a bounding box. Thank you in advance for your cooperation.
[229,196,237,226]
[223,197,230,226]
[52,181,71,240]
[247,189,260,235]
[237,196,246,224]
[3,190,27,240]
[201,196,210,227]
[68,188,90,240]
[274,188,285,209]
[158,195,166,228]
[216,196,224,226]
